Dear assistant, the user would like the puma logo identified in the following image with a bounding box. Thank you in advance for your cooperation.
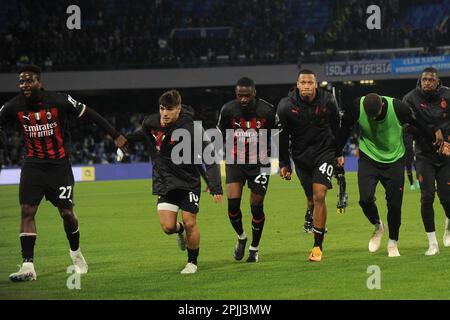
[22,115,30,120]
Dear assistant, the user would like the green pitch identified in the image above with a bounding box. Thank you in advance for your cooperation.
[1,173,449,300]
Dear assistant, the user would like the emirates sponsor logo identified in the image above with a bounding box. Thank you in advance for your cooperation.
[23,122,58,138]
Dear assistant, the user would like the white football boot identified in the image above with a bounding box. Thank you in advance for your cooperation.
[425,242,440,256]
[180,262,197,274]
[9,262,37,282]
[387,240,401,257]
[369,222,385,252]
[70,249,88,274]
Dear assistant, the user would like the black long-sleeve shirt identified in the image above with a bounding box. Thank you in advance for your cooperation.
[403,85,450,163]
[126,105,223,196]
[277,87,339,170]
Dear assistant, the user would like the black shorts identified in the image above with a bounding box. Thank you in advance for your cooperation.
[225,164,270,196]
[19,160,75,209]
[294,158,334,193]
[157,189,201,214]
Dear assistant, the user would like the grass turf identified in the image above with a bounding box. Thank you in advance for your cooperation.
[0,173,449,300]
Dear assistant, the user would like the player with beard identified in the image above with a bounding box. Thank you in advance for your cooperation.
[403,67,450,255]
[217,77,277,263]
[0,65,127,281]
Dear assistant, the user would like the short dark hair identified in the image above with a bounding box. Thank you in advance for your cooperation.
[18,64,41,80]
[298,69,316,78]
[363,93,382,118]
[422,67,438,75]
[159,89,181,107]
[236,77,255,88]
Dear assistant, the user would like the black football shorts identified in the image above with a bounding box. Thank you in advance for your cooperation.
[19,160,75,209]
[295,159,334,191]
[157,189,201,214]
[225,164,270,196]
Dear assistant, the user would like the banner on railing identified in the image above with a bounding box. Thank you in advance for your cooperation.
[391,55,450,75]
[324,60,391,77]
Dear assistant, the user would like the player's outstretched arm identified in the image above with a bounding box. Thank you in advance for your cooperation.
[64,94,128,151]
[116,125,149,162]
[81,108,128,152]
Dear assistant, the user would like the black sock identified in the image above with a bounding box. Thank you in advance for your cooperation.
[313,227,325,250]
[177,222,185,234]
[187,248,199,265]
[63,214,80,251]
[67,229,80,251]
[251,205,265,248]
[20,234,36,263]
[228,210,244,236]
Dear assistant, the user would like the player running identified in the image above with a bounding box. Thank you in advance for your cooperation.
[0,65,127,281]
[123,90,223,274]
[217,77,277,263]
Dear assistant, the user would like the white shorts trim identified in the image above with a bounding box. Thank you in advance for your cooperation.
[157,203,179,212]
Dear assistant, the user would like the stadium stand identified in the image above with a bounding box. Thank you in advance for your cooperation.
[0,0,448,166]
[0,0,448,71]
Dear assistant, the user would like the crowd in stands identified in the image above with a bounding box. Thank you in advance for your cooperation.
[0,0,448,71]
[0,0,446,165]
